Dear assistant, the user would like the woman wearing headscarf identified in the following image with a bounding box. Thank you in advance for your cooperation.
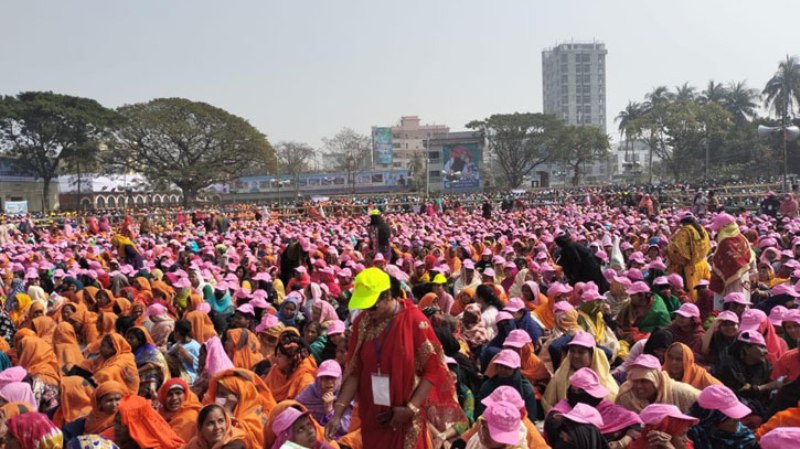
[263,331,318,402]
[8,292,33,327]
[616,354,700,414]
[701,311,740,367]
[475,349,537,419]
[185,308,217,344]
[668,303,706,359]
[5,412,63,449]
[14,329,60,410]
[689,385,758,449]
[296,359,353,440]
[312,300,339,325]
[158,378,203,443]
[147,303,175,351]
[276,295,301,328]
[629,404,698,449]
[63,380,125,442]
[542,331,619,413]
[51,376,93,428]
[202,368,277,449]
[0,381,38,411]
[53,321,85,374]
[30,314,56,345]
[664,342,721,391]
[209,284,235,319]
[83,312,118,358]
[270,406,337,449]
[709,213,755,309]
[666,213,711,300]
[191,336,235,399]
[79,334,140,395]
[115,394,185,449]
[0,401,33,422]
[460,303,491,354]
[550,403,610,449]
[478,312,517,371]
[61,302,100,346]
[263,400,339,449]
[224,327,264,370]
[125,326,171,396]
[183,404,247,449]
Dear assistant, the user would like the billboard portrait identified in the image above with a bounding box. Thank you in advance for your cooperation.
[442,143,480,189]
[372,127,393,165]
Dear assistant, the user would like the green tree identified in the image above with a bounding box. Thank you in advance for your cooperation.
[406,151,425,192]
[466,113,561,188]
[111,98,274,206]
[0,91,118,211]
[321,128,372,193]
[553,125,611,185]
[615,101,644,168]
[275,141,315,196]
[724,81,759,124]
[700,80,728,105]
[763,55,800,125]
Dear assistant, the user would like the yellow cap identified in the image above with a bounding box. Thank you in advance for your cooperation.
[370,209,380,216]
[432,273,448,284]
[348,267,391,309]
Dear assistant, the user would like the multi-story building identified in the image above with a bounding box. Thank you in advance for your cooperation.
[373,116,449,171]
[542,41,610,185]
[427,131,483,193]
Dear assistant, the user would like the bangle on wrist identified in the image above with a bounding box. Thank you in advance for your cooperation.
[406,402,420,414]
[334,402,348,409]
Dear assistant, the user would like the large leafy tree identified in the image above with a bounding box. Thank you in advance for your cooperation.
[321,127,372,193]
[763,55,800,125]
[552,125,611,185]
[0,91,117,211]
[111,98,274,206]
[465,113,561,189]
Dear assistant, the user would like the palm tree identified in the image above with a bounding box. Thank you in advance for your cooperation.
[644,86,672,110]
[674,82,696,102]
[700,80,727,104]
[724,81,759,123]
[763,55,800,125]
[615,101,643,169]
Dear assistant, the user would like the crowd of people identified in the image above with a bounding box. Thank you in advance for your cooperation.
[3,188,800,449]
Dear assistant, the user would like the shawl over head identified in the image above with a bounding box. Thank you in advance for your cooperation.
[616,365,700,413]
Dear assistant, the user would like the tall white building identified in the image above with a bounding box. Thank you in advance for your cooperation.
[542,41,607,131]
[373,116,449,170]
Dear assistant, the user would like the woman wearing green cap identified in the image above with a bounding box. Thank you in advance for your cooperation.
[325,267,464,448]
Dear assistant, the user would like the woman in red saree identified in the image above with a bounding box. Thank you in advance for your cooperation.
[327,268,463,449]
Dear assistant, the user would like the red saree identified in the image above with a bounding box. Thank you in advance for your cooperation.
[710,233,751,294]
[346,298,463,449]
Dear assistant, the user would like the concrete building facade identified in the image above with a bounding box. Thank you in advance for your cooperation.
[427,131,483,193]
[542,41,607,131]
[374,116,449,171]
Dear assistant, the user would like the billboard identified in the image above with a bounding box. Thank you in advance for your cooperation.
[372,127,393,165]
[4,201,28,215]
[235,169,410,193]
[442,143,480,189]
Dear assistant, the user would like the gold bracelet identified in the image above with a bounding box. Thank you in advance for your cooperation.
[406,402,420,414]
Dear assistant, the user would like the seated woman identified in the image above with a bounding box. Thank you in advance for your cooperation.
[224,327,264,370]
[713,330,780,424]
[271,407,336,449]
[264,400,338,449]
[616,281,671,344]
[184,404,247,449]
[483,330,549,390]
[504,297,544,349]
[456,386,548,449]
[191,337,235,399]
[629,404,698,449]
[309,320,345,366]
[115,394,184,449]
[738,308,786,364]
[0,381,37,411]
[611,327,674,384]
[255,314,286,362]
[203,368,277,449]
[475,350,537,419]
[688,384,758,449]
[53,321,84,374]
[263,331,318,403]
[616,354,699,413]
[14,330,61,410]
[460,401,530,449]
[668,303,705,359]
[296,360,353,440]
[576,286,620,362]
[125,326,171,398]
[542,331,619,413]
[185,308,218,345]
[539,302,581,371]
[546,368,642,448]
[157,378,203,442]
[52,375,93,428]
[63,380,126,443]
[663,342,722,390]
[5,412,64,449]
[549,403,609,449]
[701,311,740,367]
[479,311,517,371]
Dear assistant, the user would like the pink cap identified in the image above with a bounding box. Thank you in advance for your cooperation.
[612,276,632,289]
[496,311,514,324]
[482,248,492,256]
[327,320,346,336]
[739,309,767,332]
[697,385,751,419]
[196,303,211,313]
[482,268,496,278]
[173,277,192,289]
[667,273,684,289]
[254,314,280,333]
[716,310,740,324]
[723,292,751,305]
[772,283,800,298]
[580,288,603,302]
[760,428,800,449]
[710,213,736,232]
[769,306,788,327]
[640,404,698,426]
[445,356,458,366]
[674,303,700,320]
[462,259,475,270]
[483,402,522,445]
[271,407,309,436]
[653,276,669,286]
[626,281,651,296]
[233,288,250,299]
[568,331,596,349]
[563,403,604,428]
[236,303,255,316]
[294,266,307,274]
[503,329,532,349]
[547,282,573,296]
[630,354,662,370]
[782,309,800,326]
[569,367,610,399]
[480,385,524,410]
[694,279,710,289]
[626,268,644,281]
[503,297,525,313]
[316,359,342,379]
[553,301,575,315]
[493,349,521,369]
[146,303,167,317]
[648,260,667,271]
[252,272,272,282]
[738,330,766,347]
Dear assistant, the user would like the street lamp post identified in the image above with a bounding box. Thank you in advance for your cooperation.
[758,125,800,191]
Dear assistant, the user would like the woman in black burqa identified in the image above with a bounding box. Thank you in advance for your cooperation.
[555,232,608,292]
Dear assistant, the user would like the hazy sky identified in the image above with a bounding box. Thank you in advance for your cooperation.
[2,0,797,150]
